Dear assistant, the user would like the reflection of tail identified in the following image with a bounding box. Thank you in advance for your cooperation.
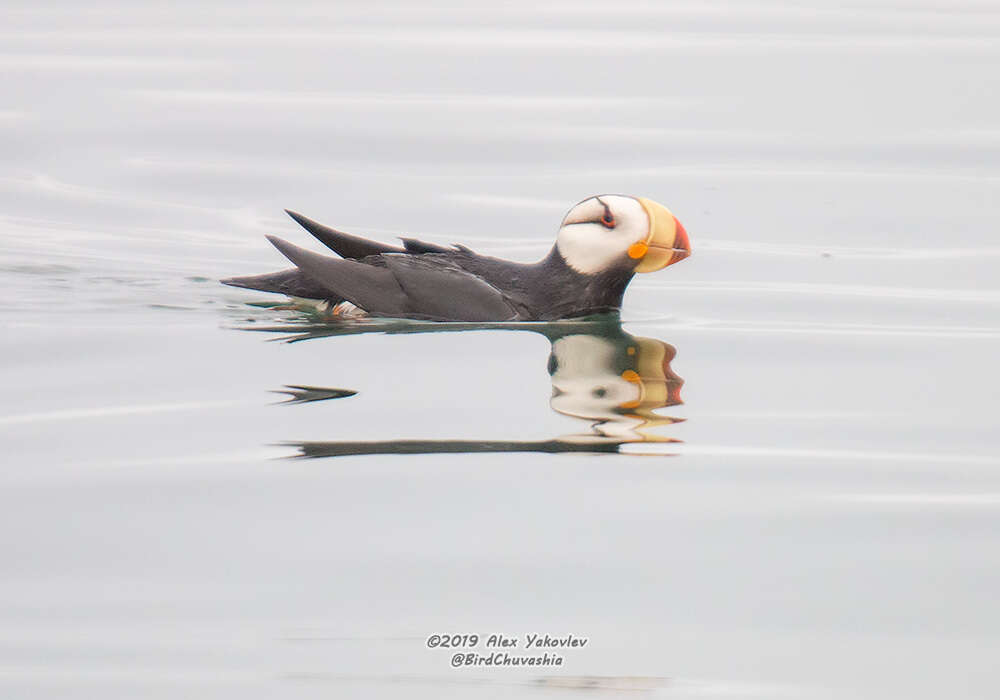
[286,437,681,459]
[271,385,357,405]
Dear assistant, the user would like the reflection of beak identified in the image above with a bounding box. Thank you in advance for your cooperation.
[617,338,684,412]
[630,198,691,273]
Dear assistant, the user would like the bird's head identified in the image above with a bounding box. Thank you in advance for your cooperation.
[555,195,690,276]
[547,332,684,437]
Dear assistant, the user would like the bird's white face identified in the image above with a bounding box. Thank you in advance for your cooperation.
[549,334,641,422]
[548,333,684,438]
[555,194,690,276]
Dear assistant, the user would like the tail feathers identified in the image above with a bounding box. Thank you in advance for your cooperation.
[284,209,404,259]
[220,268,334,300]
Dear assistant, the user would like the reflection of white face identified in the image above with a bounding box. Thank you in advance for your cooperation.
[555,195,649,275]
[549,335,640,422]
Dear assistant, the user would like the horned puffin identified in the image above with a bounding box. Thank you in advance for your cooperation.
[221,195,690,321]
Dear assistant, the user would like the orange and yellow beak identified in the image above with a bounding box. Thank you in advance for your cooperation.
[617,338,684,412]
[628,198,691,273]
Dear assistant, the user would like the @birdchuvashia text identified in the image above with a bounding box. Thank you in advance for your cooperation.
[426,633,589,668]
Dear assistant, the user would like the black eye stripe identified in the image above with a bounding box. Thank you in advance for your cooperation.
[594,197,616,228]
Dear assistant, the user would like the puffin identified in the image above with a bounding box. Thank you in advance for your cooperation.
[221,195,690,321]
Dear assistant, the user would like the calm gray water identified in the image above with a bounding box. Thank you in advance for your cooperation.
[2,1,999,698]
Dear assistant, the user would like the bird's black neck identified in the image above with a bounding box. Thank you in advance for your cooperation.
[526,246,635,320]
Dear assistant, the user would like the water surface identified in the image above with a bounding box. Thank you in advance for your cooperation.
[2,1,999,698]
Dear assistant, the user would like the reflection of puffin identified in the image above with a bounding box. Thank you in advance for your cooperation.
[262,317,684,458]
[548,331,683,443]
[222,195,690,321]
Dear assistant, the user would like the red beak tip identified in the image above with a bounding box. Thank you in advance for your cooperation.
[672,216,691,253]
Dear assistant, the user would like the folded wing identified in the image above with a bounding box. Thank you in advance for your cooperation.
[265,236,517,321]
[382,255,517,321]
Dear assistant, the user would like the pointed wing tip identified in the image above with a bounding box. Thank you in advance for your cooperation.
[285,209,330,237]
[282,209,407,259]
[284,208,316,230]
[265,234,302,263]
[220,276,249,288]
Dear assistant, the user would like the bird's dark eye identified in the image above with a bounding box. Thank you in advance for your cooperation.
[592,387,607,398]
[599,203,616,228]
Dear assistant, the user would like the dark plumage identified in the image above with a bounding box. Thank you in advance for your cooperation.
[222,196,690,321]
